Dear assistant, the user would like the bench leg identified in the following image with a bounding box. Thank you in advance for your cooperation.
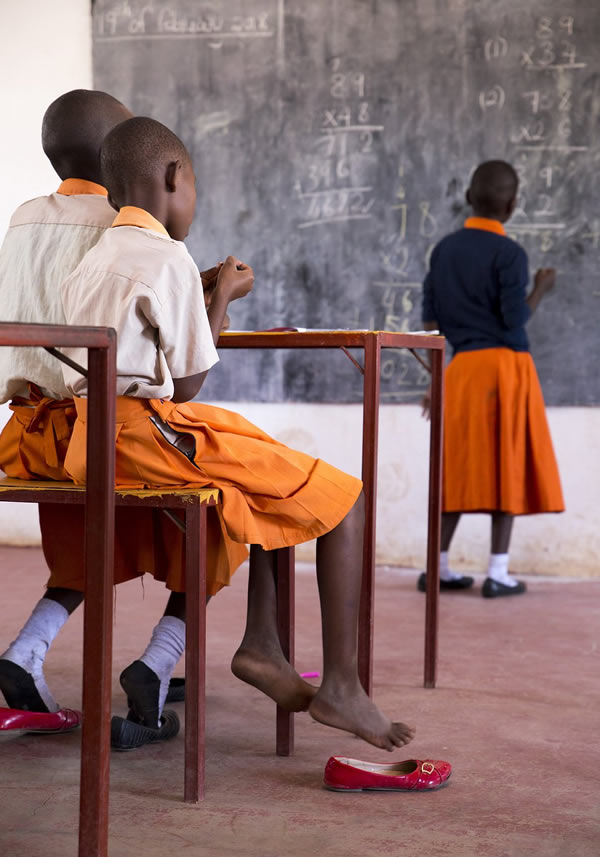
[275,546,295,756]
[184,504,207,802]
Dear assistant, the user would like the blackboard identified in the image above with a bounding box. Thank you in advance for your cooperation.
[92,0,600,405]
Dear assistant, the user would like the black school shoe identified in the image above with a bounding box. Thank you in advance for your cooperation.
[417,572,474,592]
[481,578,527,598]
[111,709,180,751]
[165,677,185,704]
[111,660,180,750]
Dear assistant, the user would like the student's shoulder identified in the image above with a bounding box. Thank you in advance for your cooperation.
[88,227,199,287]
[494,232,528,267]
[429,228,468,258]
[109,226,196,266]
[9,192,114,229]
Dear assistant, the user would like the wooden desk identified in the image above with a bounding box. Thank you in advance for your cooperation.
[217,330,445,690]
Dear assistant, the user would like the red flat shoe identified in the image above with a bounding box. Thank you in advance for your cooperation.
[324,756,452,792]
[0,707,82,734]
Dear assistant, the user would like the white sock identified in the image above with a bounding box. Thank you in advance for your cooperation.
[487,553,517,587]
[439,551,463,582]
[1,597,69,712]
[139,616,185,725]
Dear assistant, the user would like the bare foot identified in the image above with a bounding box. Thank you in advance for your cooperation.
[308,680,415,751]
[231,647,318,712]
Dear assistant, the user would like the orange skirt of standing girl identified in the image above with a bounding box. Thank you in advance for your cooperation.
[443,348,564,515]
[65,396,363,593]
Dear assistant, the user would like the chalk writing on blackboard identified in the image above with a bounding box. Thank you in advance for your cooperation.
[92,0,600,405]
[95,2,276,42]
[295,58,382,230]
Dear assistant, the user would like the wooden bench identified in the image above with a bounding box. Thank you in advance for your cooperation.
[0,476,296,788]
[0,476,218,795]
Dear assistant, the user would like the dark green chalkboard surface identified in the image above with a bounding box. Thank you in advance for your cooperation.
[93,0,600,405]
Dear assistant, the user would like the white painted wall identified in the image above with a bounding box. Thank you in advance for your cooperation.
[0,2,598,578]
[0,0,93,541]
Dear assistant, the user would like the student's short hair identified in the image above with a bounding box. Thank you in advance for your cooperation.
[469,160,518,217]
[42,89,130,179]
[100,117,191,203]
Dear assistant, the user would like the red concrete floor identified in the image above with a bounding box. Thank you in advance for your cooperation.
[0,545,598,857]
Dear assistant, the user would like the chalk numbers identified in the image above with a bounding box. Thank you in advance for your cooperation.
[296,60,381,229]
[474,12,589,259]
[329,69,366,99]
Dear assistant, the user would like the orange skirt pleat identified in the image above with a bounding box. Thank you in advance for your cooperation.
[0,392,187,593]
[443,349,564,515]
[65,397,363,592]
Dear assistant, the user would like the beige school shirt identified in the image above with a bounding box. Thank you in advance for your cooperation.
[61,206,218,399]
[0,179,115,402]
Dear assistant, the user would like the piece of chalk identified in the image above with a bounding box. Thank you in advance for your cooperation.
[300,671,320,678]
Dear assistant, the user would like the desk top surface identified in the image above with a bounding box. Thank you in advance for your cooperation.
[218,330,445,349]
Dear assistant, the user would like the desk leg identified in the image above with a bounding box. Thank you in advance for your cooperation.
[79,347,115,857]
[424,346,444,688]
[275,547,295,756]
[359,335,381,696]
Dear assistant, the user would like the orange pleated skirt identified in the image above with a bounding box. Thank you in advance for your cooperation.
[64,396,363,593]
[0,386,181,593]
[443,348,564,515]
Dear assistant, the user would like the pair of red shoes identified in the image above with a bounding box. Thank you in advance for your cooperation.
[324,756,452,791]
[0,707,81,734]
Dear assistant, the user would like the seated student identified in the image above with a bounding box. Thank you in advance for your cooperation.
[420,160,564,597]
[60,116,415,752]
[0,90,205,732]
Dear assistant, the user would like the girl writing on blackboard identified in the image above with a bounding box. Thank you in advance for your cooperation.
[420,160,564,598]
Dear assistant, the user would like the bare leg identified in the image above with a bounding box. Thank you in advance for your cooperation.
[308,492,415,751]
[441,512,461,552]
[44,587,83,614]
[231,545,316,712]
[491,512,514,554]
[164,591,186,620]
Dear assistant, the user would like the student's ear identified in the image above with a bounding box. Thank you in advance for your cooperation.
[107,193,120,213]
[506,196,517,217]
[465,189,472,206]
[165,160,181,193]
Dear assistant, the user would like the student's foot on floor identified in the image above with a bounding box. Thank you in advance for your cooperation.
[482,577,527,598]
[308,680,415,751]
[231,647,317,712]
[417,572,474,592]
[119,660,163,728]
[0,659,53,713]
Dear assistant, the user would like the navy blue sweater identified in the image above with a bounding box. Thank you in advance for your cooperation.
[422,222,531,355]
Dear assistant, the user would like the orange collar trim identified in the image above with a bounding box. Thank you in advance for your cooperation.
[111,206,170,237]
[464,217,506,236]
[57,178,108,197]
